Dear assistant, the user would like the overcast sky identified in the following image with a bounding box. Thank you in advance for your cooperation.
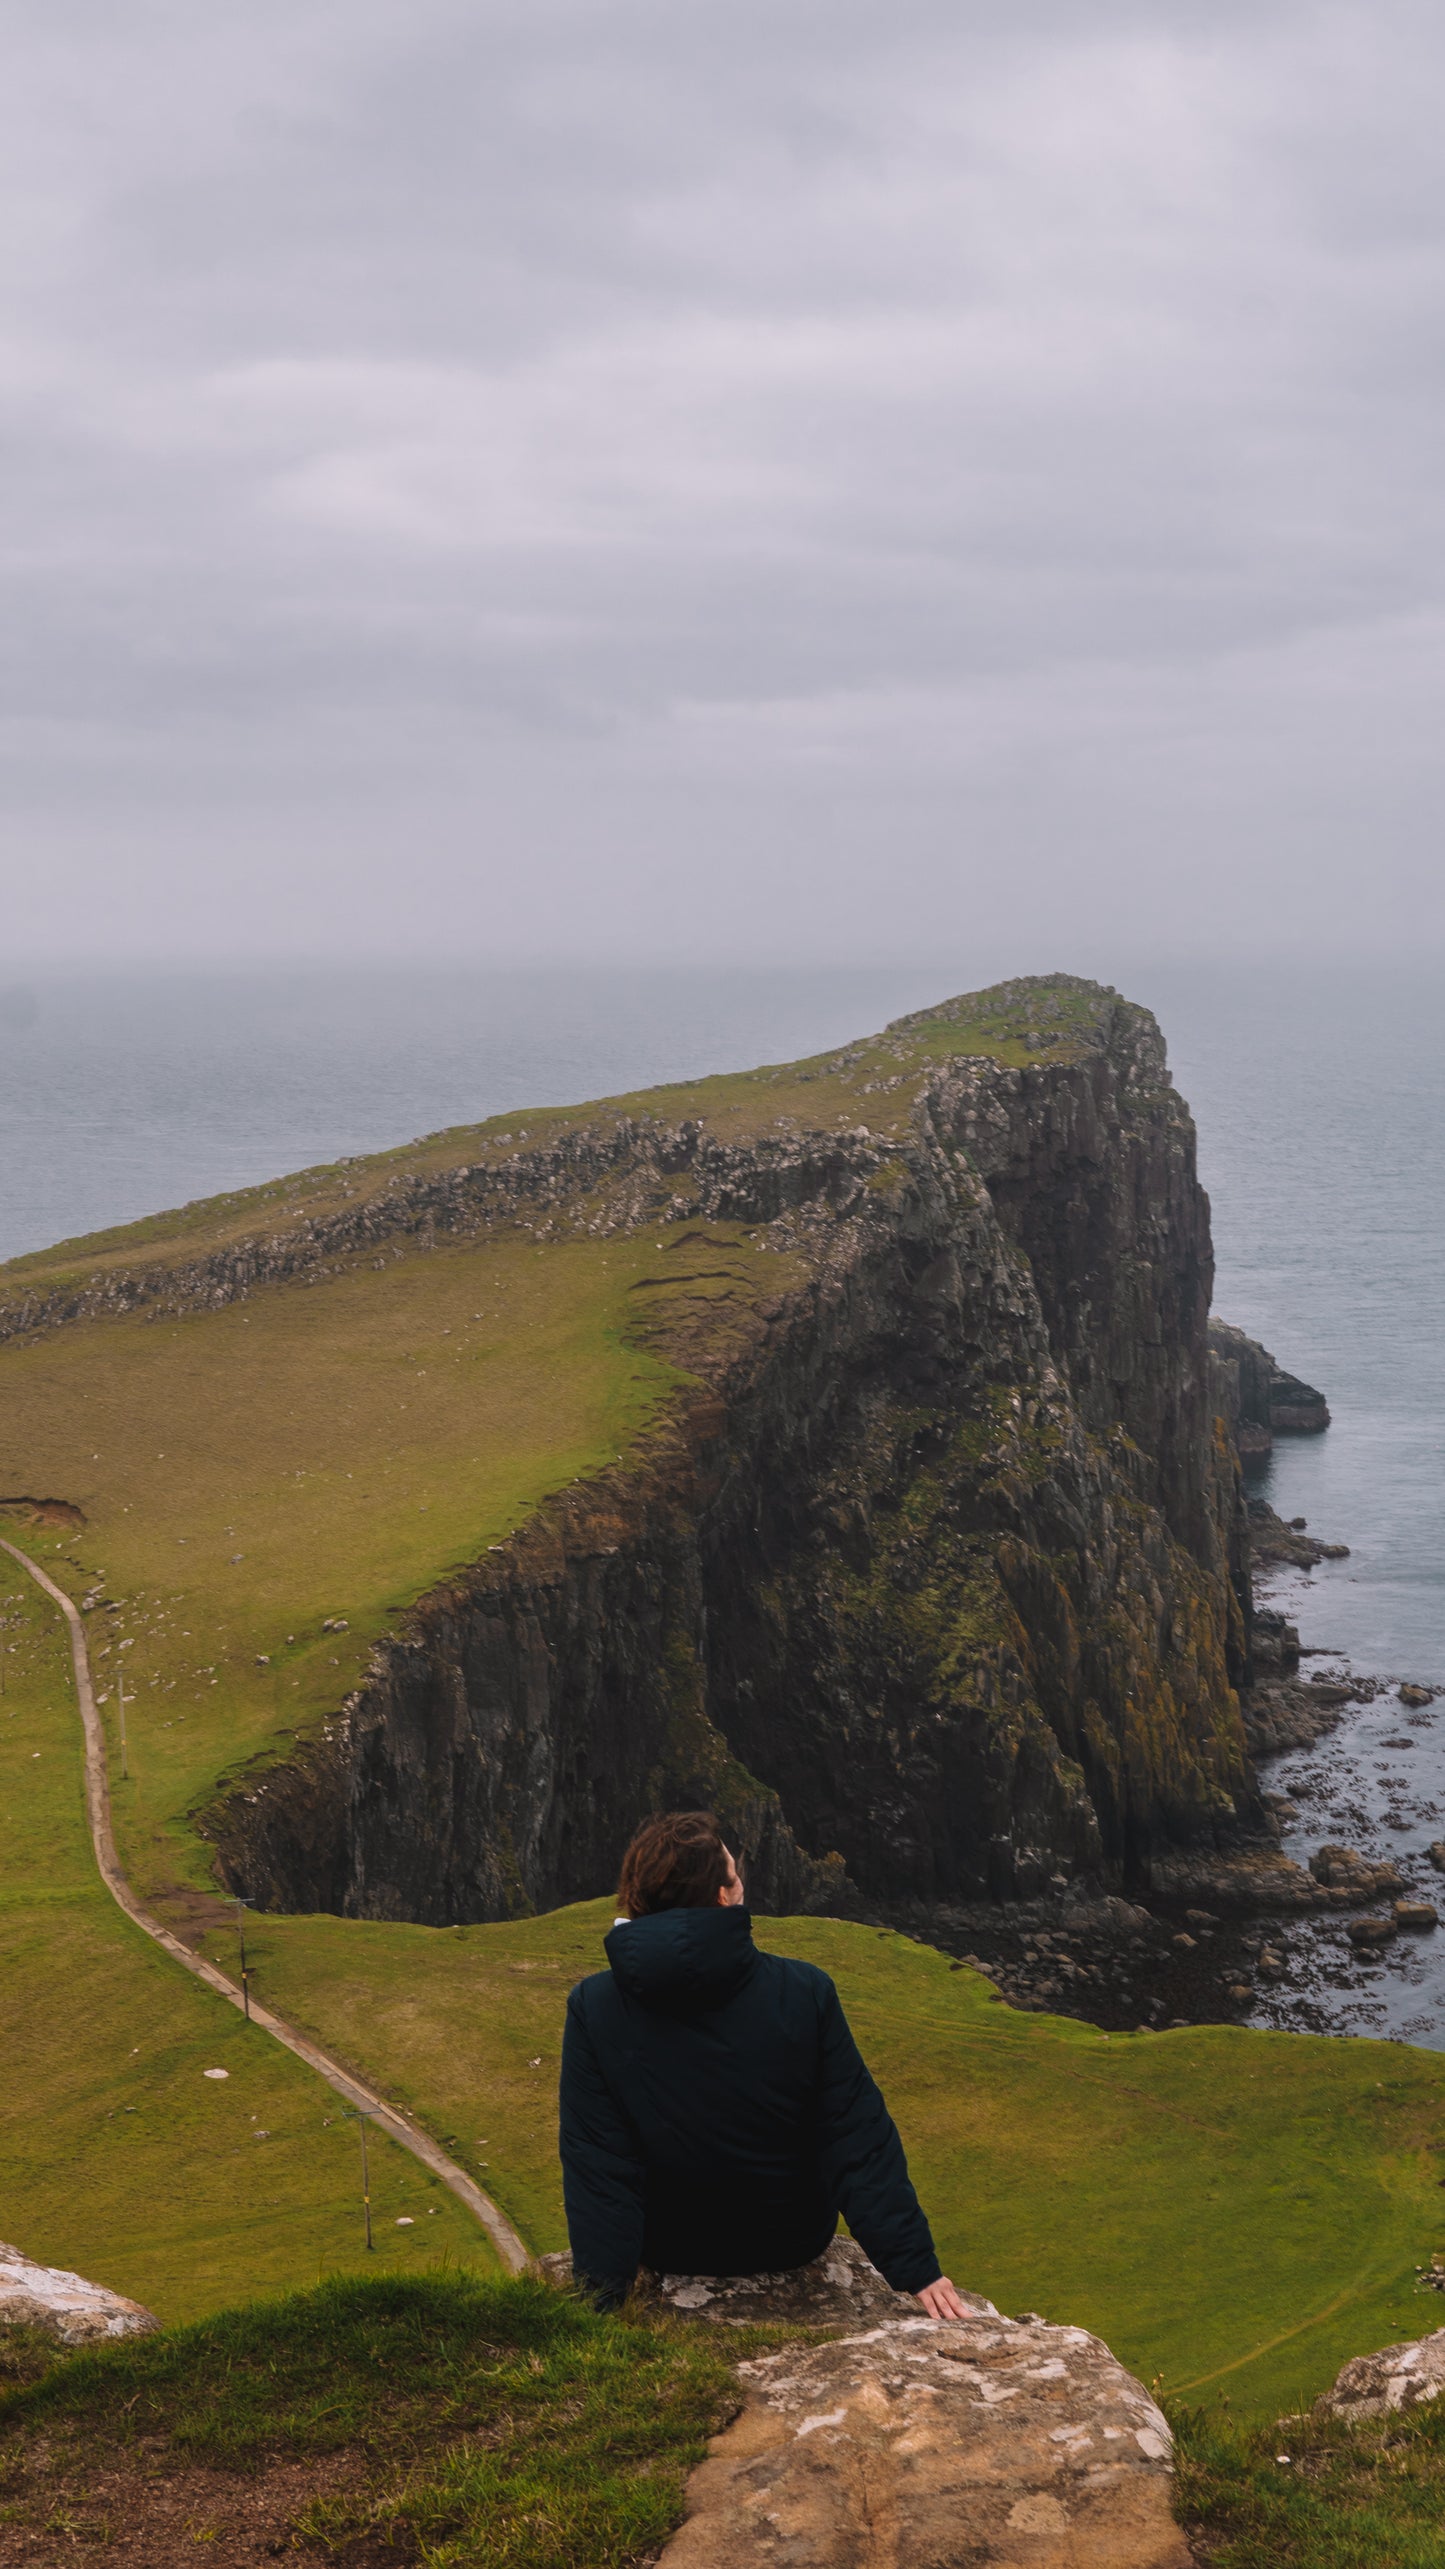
[4,0,1443,970]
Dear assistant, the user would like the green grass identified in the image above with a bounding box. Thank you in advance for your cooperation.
[0,2270,743,2568]
[195,1898,1445,2422]
[1174,2397,1445,2566]
[0,1573,497,2320]
[0,1226,764,1906]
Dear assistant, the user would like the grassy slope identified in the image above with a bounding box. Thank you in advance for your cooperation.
[0,1570,496,2319]
[205,1897,1445,2422]
[0,2271,742,2569]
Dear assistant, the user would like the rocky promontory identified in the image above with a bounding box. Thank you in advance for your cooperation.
[189,976,1268,1924]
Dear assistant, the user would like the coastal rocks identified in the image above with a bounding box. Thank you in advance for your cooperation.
[1240,1681,1350,1759]
[1245,1499,1350,1571]
[1207,1320,1330,1454]
[0,2242,157,2346]
[1148,1850,1327,1913]
[1395,1901,1439,1930]
[661,2309,1188,2568]
[1401,1684,1436,1709]
[1347,1917,1396,1949]
[1251,1609,1302,1677]
[1309,1845,1405,1902]
[1315,2328,1445,2422]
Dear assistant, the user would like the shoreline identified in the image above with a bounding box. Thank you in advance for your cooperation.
[895,1490,1445,2043]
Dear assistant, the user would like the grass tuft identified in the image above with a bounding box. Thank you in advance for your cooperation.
[1174,2395,1445,2567]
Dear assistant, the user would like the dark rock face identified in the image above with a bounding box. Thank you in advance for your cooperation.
[1208,1319,1330,1452]
[200,980,1264,1924]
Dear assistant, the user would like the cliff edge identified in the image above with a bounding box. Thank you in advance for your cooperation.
[159,973,1258,1920]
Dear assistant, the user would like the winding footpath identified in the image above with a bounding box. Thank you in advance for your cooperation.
[1,1535,529,2274]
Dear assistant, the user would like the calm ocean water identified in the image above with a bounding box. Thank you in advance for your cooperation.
[3,959,1442,2035]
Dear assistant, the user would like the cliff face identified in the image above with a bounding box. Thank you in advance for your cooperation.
[202,977,1261,1922]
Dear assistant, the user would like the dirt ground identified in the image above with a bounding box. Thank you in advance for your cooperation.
[0,2434,417,2565]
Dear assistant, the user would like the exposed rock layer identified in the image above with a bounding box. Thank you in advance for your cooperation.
[200,980,1265,1923]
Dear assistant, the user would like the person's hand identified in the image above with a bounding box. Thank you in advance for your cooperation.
[915,2276,973,2321]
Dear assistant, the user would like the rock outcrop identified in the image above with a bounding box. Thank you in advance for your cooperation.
[193,978,1265,1925]
[0,2243,157,2346]
[1315,2326,1445,2422]
[664,2319,1187,2568]
[541,2243,1187,2567]
[1207,1320,1330,1455]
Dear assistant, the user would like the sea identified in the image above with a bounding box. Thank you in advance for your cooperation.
[2,959,1442,2042]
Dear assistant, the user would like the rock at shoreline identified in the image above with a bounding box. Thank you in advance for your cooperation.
[1316,2328,1445,2422]
[1347,1916,1396,1948]
[1148,1851,1327,1913]
[1395,1901,1439,1931]
[1401,1684,1436,1709]
[1310,1845,1405,1902]
[1208,1320,1331,1456]
[1251,1608,1302,1676]
[1241,1681,1351,1758]
[0,2242,157,2346]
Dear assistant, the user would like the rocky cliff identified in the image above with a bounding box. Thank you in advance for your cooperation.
[1208,1318,1330,1454]
[198,975,1263,1922]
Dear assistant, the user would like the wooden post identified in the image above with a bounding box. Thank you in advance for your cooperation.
[229,1895,253,2020]
[346,2108,375,2250]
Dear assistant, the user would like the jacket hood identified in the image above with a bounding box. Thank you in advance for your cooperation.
[604,1904,758,2015]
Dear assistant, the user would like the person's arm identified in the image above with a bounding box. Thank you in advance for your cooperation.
[558,1987,646,2309]
[814,1976,946,2297]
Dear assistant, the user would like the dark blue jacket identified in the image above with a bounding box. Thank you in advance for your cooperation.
[559,1905,941,2302]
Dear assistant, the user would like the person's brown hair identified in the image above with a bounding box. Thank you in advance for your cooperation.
[616,1810,735,1917]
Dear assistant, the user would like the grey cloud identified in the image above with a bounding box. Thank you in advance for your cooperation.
[1,0,1443,964]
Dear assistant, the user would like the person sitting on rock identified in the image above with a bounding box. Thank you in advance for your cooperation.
[559,1807,972,2316]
